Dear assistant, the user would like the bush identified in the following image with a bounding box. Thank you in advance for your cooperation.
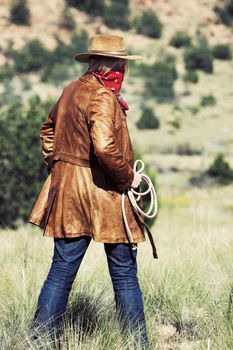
[136,107,160,129]
[187,105,199,115]
[0,64,14,82]
[134,10,162,38]
[10,0,30,25]
[5,39,51,73]
[144,59,178,102]
[52,31,89,64]
[214,1,233,26]
[170,31,191,48]
[4,31,89,76]
[0,95,54,227]
[184,45,214,73]
[168,118,181,129]
[212,44,232,60]
[177,142,202,155]
[200,94,216,107]
[207,153,233,185]
[59,7,76,31]
[183,70,199,84]
[65,0,105,16]
[41,64,70,83]
[103,0,130,29]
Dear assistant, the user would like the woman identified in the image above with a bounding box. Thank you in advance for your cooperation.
[29,34,149,348]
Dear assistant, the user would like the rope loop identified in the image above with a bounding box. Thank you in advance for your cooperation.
[122,160,158,250]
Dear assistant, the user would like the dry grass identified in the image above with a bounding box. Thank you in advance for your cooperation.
[0,183,232,349]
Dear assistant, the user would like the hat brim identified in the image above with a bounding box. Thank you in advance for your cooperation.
[75,52,143,63]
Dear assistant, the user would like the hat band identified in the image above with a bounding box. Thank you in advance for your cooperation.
[90,49,128,56]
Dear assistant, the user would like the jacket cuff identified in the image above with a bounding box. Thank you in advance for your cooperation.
[117,168,134,192]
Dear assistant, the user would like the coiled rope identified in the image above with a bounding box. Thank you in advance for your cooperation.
[122,159,158,258]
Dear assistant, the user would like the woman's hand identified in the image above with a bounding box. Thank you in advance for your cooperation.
[131,171,142,188]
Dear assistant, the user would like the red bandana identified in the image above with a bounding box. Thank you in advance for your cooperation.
[92,68,129,113]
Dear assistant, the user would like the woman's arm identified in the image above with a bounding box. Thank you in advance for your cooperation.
[40,102,58,171]
[89,87,134,191]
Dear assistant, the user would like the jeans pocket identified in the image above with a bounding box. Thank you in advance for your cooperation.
[54,237,88,263]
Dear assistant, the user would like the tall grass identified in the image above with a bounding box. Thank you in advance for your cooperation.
[0,185,232,349]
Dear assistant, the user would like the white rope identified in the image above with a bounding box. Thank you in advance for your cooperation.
[122,159,158,250]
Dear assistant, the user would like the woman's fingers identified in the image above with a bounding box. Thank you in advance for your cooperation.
[131,171,142,188]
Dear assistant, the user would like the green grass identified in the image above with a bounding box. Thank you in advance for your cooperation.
[0,184,232,349]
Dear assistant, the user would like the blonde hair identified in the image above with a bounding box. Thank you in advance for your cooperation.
[87,56,128,75]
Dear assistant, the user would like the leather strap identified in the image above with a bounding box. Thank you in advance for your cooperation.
[143,222,158,259]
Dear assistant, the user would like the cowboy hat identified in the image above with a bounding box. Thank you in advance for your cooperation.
[75,34,142,63]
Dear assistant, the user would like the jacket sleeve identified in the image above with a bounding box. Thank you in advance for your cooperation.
[40,103,58,169]
[89,87,134,192]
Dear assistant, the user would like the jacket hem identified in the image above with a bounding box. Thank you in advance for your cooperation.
[92,236,146,244]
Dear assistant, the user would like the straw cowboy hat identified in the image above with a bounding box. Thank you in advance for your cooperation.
[75,34,142,63]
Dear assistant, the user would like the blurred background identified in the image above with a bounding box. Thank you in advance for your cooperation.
[1,0,233,226]
[0,1,233,350]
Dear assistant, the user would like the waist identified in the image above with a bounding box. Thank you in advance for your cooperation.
[52,151,99,168]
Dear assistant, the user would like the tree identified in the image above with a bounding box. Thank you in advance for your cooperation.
[66,0,105,16]
[207,153,233,185]
[212,44,232,60]
[184,45,214,73]
[59,7,76,31]
[134,11,162,38]
[170,31,191,48]
[10,0,30,26]
[136,107,160,129]
[103,0,130,29]
[0,95,54,227]
[144,60,178,102]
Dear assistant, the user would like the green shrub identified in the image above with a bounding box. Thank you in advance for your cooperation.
[207,153,233,185]
[4,31,89,76]
[170,31,191,48]
[177,142,202,155]
[144,60,178,102]
[168,119,181,129]
[0,64,14,82]
[52,31,89,64]
[212,44,232,60]
[183,70,199,83]
[10,0,30,25]
[133,10,162,38]
[21,77,32,91]
[59,7,76,31]
[187,105,199,115]
[103,0,130,29]
[136,107,160,129]
[0,95,54,227]
[184,44,214,73]
[200,94,216,107]
[65,0,105,16]
[214,1,233,26]
[5,39,50,73]
[41,64,70,83]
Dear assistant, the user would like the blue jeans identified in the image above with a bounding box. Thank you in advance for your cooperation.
[32,236,148,347]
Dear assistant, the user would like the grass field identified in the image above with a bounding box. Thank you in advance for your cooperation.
[0,2,233,349]
[0,180,232,350]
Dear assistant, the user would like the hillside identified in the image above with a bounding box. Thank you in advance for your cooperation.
[1,0,233,187]
[1,3,233,349]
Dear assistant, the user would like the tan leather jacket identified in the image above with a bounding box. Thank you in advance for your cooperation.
[28,72,146,244]
[42,73,135,191]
